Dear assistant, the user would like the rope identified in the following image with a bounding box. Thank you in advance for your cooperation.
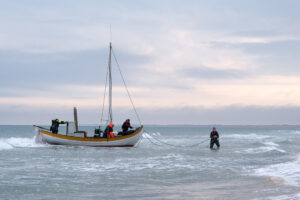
[111,47,142,126]
[100,54,110,125]
[143,130,210,148]
[134,136,143,148]
[143,134,163,146]
[134,133,163,148]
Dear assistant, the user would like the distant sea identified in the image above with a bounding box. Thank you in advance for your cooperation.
[0,125,300,200]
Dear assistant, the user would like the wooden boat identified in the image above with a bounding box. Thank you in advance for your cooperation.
[34,125,143,147]
[34,42,143,147]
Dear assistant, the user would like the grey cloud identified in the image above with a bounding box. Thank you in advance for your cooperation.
[1,104,300,125]
[0,49,151,91]
[212,40,300,75]
[139,105,300,125]
[228,30,291,38]
[178,66,248,80]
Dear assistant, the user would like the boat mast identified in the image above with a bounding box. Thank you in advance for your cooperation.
[108,42,113,124]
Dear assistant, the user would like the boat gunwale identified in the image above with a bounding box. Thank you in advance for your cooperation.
[40,125,143,142]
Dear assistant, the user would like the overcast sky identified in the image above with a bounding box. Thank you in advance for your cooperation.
[1,0,300,125]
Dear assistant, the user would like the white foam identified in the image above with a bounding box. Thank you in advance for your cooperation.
[241,146,285,154]
[223,133,272,140]
[151,132,161,136]
[265,193,300,200]
[0,140,13,150]
[263,141,279,147]
[237,141,285,154]
[143,133,153,139]
[253,155,300,186]
[0,137,46,150]
[67,153,196,173]
[292,130,300,134]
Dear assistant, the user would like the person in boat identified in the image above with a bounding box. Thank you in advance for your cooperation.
[122,119,133,133]
[210,127,220,149]
[103,123,114,138]
[50,118,67,134]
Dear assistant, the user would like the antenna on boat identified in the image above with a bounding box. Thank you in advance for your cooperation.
[109,24,112,43]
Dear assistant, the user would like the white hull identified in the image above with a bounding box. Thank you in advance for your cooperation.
[35,126,143,147]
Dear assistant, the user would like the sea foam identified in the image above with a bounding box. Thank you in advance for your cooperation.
[253,154,300,186]
[237,141,286,154]
[0,137,46,150]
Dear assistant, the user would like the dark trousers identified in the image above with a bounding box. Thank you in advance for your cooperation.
[210,138,220,148]
[50,126,58,134]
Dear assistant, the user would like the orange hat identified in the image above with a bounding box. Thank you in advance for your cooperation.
[109,123,114,127]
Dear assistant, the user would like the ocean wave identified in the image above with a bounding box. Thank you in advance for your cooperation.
[292,130,300,135]
[223,133,272,140]
[143,133,153,139]
[265,193,300,200]
[263,141,279,147]
[151,132,161,136]
[0,137,46,150]
[236,141,286,154]
[253,155,300,187]
[240,146,286,154]
[0,140,14,150]
[65,153,196,173]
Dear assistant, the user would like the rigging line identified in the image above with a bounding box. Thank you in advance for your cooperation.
[143,134,163,146]
[111,47,142,126]
[144,130,210,148]
[133,134,144,148]
[153,136,210,148]
[100,52,110,125]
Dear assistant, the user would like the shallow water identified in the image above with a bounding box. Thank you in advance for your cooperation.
[0,125,300,200]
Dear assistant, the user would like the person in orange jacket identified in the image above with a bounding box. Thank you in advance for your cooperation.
[103,123,114,138]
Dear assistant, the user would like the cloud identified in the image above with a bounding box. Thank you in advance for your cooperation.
[1,74,300,111]
[1,104,300,125]
[212,39,300,75]
[0,48,151,90]
[1,0,300,124]
[179,66,247,79]
[139,105,300,125]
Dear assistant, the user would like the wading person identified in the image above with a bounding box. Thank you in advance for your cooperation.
[210,127,220,149]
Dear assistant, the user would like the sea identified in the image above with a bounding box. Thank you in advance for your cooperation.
[0,125,300,200]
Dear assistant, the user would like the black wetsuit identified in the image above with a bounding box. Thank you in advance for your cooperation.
[122,121,132,132]
[50,119,66,134]
[210,131,220,148]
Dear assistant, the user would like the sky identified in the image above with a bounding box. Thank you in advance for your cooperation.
[1,0,300,125]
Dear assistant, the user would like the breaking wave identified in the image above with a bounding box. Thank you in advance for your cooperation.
[223,133,272,140]
[0,137,46,150]
[236,141,286,154]
[253,154,300,186]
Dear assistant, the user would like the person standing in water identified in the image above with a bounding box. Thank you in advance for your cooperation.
[210,127,220,149]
